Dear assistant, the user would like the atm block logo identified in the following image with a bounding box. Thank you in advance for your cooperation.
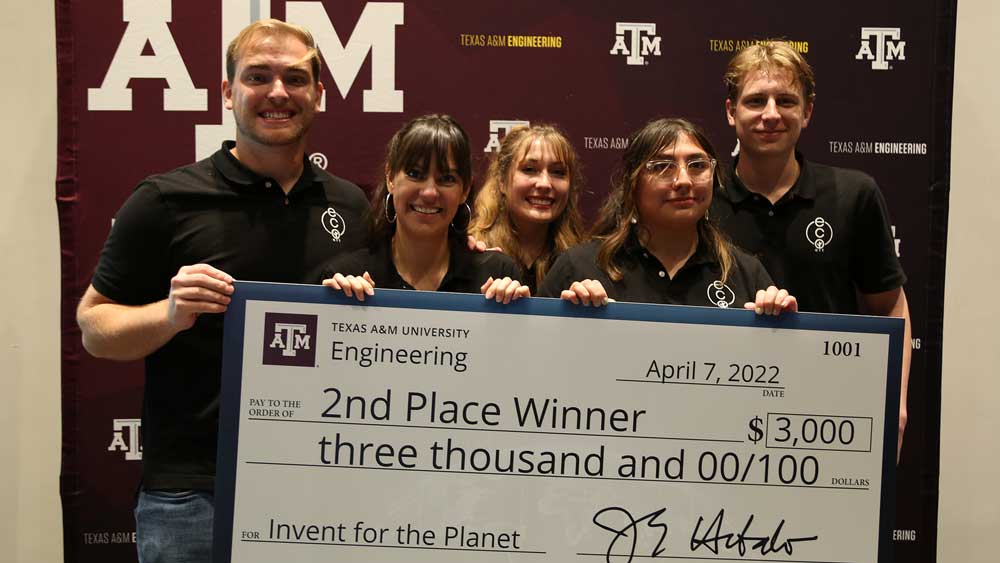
[108,418,142,461]
[263,313,318,367]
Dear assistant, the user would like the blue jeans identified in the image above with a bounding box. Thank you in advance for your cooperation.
[135,490,214,563]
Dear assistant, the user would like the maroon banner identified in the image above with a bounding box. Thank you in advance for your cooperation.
[58,1,953,561]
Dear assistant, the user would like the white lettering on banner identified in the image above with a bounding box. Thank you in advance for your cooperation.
[87,0,207,111]
[83,531,137,544]
[108,418,142,461]
[88,1,405,157]
[484,120,530,152]
[309,152,329,170]
[287,1,404,112]
[610,22,661,65]
[195,0,273,159]
[199,1,405,157]
[855,27,906,70]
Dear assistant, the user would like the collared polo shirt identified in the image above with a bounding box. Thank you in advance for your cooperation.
[91,142,369,491]
[320,238,520,294]
[537,236,774,308]
[710,154,906,313]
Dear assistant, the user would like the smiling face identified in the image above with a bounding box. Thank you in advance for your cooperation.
[726,68,812,160]
[636,133,714,232]
[223,34,323,150]
[506,137,571,231]
[389,151,470,241]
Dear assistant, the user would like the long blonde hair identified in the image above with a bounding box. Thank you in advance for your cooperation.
[593,118,734,283]
[470,124,586,284]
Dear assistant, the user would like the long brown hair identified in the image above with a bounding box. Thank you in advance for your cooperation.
[593,117,734,282]
[369,114,473,245]
[469,124,586,284]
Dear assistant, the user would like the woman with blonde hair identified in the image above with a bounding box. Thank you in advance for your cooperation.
[470,124,586,290]
[538,117,796,315]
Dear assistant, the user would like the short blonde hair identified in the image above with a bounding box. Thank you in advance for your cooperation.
[724,40,815,103]
[226,19,322,83]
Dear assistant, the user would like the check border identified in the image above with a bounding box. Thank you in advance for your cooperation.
[216,280,903,563]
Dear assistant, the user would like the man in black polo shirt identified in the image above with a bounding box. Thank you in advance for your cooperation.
[710,40,911,461]
[76,19,368,562]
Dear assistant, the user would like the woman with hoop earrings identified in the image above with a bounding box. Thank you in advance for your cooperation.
[319,114,529,303]
[538,117,797,315]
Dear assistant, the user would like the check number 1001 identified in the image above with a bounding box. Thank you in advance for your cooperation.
[823,340,861,357]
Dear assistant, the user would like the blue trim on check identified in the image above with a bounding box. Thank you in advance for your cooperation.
[213,291,247,563]
[214,281,904,563]
[229,280,905,336]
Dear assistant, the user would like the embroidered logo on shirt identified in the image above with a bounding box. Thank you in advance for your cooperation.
[322,207,346,242]
[806,217,834,252]
[706,280,736,308]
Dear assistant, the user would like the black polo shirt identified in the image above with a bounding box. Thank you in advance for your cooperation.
[91,141,369,491]
[537,235,774,308]
[319,239,520,293]
[710,154,906,313]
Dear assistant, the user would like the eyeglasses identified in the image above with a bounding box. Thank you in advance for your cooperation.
[644,159,717,183]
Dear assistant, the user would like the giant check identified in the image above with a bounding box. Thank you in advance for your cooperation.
[215,281,902,563]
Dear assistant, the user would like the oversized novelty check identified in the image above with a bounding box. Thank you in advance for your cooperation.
[215,281,902,563]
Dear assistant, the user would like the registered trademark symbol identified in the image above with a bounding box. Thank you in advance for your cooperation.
[309,152,328,169]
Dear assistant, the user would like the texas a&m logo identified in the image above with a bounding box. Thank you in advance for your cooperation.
[855,27,906,70]
[484,119,530,152]
[107,418,142,461]
[87,0,405,158]
[609,23,661,66]
[263,313,318,367]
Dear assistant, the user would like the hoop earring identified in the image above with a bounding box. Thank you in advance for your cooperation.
[384,192,397,224]
[451,202,472,231]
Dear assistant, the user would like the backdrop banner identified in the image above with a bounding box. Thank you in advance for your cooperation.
[56,1,954,562]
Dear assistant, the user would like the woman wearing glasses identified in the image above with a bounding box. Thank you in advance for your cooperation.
[537,117,796,314]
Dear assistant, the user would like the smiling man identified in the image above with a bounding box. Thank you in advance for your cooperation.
[76,19,369,562]
[710,40,911,463]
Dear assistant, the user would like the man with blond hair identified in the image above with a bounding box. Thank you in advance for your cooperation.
[77,19,369,561]
[711,40,911,461]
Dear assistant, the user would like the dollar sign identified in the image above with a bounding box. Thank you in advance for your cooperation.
[747,416,764,443]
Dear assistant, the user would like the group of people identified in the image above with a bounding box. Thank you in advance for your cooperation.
[321,113,796,315]
[75,18,910,563]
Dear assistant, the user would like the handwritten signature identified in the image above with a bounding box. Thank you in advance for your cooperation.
[592,506,668,563]
[690,508,818,557]
[593,506,818,562]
